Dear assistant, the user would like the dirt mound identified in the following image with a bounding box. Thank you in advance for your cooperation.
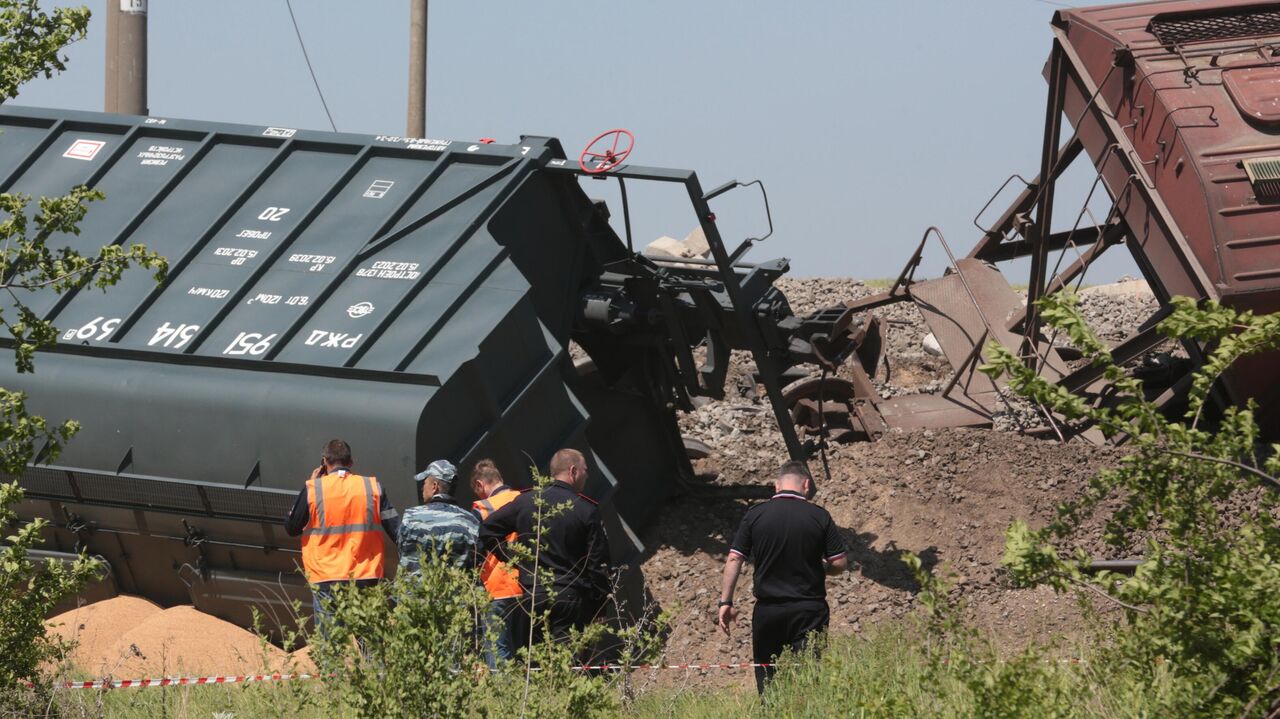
[290,645,317,673]
[638,428,1121,672]
[643,274,1162,676]
[47,595,163,675]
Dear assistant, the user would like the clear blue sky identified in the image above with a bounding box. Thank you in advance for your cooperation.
[17,0,1137,281]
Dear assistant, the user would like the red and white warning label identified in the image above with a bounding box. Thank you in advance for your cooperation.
[63,139,106,161]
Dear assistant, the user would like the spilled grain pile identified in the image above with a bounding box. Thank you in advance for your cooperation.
[48,598,287,676]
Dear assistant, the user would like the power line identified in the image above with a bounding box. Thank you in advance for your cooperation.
[284,0,337,132]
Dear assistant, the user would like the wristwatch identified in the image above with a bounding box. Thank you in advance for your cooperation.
[717,599,733,607]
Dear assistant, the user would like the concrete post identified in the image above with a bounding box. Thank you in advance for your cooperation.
[105,0,148,115]
[407,0,427,137]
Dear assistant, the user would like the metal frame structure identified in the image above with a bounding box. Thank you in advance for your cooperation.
[544,161,807,462]
[814,0,1280,443]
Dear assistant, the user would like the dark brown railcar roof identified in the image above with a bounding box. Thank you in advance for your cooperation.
[1054,0,1280,301]
[1057,0,1280,50]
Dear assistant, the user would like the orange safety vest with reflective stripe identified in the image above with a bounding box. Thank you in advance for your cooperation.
[301,470,386,583]
[472,487,522,600]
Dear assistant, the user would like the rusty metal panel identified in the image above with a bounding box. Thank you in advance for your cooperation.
[908,259,1046,397]
[1058,1,1280,299]
[1057,0,1280,428]
[878,394,992,431]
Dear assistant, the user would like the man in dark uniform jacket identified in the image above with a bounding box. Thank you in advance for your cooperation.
[478,448,611,649]
[717,460,848,693]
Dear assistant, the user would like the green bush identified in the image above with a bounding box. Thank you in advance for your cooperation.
[981,293,1280,717]
[301,469,663,718]
[0,482,101,716]
[308,562,491,719]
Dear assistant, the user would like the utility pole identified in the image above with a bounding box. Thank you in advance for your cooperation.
[407,0,427,137]
[105,0,148,115]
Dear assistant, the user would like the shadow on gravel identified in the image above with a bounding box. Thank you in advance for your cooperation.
[842,529,939,593]
[588,564,672,668]
[641,489,757,561]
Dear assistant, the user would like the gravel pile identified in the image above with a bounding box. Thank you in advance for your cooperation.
[776,277,947,395]
[1077,278,1159,342]
[648,274,1164,681]
[679,275,1161,457]
[639,428,1124,680]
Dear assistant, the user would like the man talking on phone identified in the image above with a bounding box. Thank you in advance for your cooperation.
[285,439,399,628]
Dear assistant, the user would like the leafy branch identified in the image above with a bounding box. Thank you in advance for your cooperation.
[0,190,167,373]
[0,0,91,103]
[0,3,170,710]
[979,290,1280,716]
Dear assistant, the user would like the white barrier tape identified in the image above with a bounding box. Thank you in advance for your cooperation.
[582,662,768,671]
[39,663,778,690]
[42,673,318,690]
[34,657,1102,690]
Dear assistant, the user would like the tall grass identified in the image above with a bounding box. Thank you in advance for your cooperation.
[627,622,1191,719]
[54,621,1180,719]
[628,624,972,719]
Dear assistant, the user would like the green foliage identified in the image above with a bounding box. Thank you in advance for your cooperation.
[302,468,664,718]
[0,185,166,471]
[0,3,171,714]
[626,623,1092,719]
[906,553,1076,719]
[981,291,1280,716]
[0,188,166,367]
[0,387,76,477]
[0,0,90,102]
[0,481,101,715]
[309,563,491,719]
[0,1,168,469]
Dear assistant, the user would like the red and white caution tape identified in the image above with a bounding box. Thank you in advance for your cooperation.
[39,663,776,690]
[38,657,1102,690]
[43,673,318,690]
[576,662,771,671]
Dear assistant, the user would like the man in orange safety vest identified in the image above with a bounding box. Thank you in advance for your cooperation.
[285,439,400,627]
[470,459,522,666]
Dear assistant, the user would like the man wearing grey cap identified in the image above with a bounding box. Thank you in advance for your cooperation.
[397,459,480,573]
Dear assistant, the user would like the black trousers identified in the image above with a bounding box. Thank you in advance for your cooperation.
[752,599,829,693]
[510,594,590,650]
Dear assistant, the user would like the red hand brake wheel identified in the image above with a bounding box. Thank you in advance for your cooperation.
[578,129,634,174]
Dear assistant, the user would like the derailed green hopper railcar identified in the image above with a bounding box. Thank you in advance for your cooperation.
[0,106,864,629]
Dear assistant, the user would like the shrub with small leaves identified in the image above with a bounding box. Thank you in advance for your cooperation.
[309,561,491,719]
[0,481,101,714]
[0,3,169,713]
[982,292,1280,716]
[307,469,662,719]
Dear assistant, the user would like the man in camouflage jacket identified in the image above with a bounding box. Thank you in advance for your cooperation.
[397,459,480,572]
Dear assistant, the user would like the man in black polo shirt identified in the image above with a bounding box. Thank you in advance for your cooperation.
[478,448,612,649]
[717,460,848,692]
